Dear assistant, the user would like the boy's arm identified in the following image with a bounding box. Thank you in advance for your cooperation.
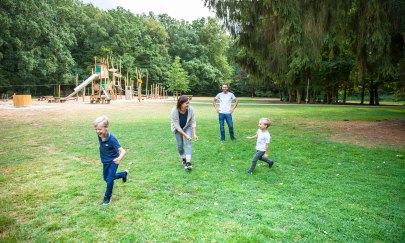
[246,133,258,139]
[113,147,126,164]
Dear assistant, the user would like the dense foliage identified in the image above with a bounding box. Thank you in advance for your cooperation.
[0,0,231,96]
[0,0,404,104]
[204,0,405,104]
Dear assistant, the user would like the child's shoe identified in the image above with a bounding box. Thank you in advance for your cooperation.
[182,158,186,167]
[268,160,274,168]
[102,196,111,205]
[123,169,129,183]
[245,170,253,174]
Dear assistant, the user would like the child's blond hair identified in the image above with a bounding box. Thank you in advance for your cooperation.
[94,115,109,128]
[259,118,272,128]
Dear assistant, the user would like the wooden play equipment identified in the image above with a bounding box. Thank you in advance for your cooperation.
[37,56,147,104]
[124,72,134,100]
[13,94,32,107]
[135,68,143,102]
[148,83,168,100]
[89,57,127,104]
[123,67,148,101]
[110,60,123,100]
[90,58,112,104]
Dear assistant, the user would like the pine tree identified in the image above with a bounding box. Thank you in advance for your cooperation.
[167,56,190,96]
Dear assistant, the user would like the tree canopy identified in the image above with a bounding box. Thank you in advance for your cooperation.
[0,0,404,104]
[204,0,405,104]
[0,0,231,97]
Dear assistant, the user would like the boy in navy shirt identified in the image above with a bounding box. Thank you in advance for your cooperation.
[94,115,128,205]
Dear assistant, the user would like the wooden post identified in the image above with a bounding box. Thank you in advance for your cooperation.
[58,84,61,98]
[138,80,142,102]
[82,84,85,102]
[146,71,149,99]
[76,74,79,101]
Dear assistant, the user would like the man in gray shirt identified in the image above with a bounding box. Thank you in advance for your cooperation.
[212,84,239,141]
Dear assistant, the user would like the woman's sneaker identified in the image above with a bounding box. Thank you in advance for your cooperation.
[185,162,192,170]
[102,196,111,205]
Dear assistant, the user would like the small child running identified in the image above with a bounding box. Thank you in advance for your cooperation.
[245,118,274,174]
[94,115,128,205]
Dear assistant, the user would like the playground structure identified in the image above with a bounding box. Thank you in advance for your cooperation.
[147,83,168,100]
[46,57,132,104]
[35,56,176,103]
[89,58,114,104]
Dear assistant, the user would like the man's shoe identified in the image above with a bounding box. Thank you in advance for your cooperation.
[102,196,111,205]
[245,170,253,174]
[185,162,192,170]
[123,169,129,183]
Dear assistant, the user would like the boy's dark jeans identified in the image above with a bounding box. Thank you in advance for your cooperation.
[103,162,126,198]
[249,150,272,171]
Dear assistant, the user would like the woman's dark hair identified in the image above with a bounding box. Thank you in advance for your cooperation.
[177,95,189,110]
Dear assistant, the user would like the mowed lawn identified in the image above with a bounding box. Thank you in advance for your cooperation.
[0,99,404,241]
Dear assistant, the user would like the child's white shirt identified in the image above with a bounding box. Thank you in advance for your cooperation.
[256,129,271,151]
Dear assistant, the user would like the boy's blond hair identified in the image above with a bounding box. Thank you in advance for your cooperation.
[94,115,109,128]
[259,118,272,128]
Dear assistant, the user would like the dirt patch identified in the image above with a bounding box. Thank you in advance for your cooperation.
[328,119,405,148]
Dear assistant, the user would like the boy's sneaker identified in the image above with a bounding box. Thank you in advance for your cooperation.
[123,169,129,183]
[245,170,253,174]
[102,196,111,205]
[182,158,186,167]
[268,160,274,168]
[185,162,192,170]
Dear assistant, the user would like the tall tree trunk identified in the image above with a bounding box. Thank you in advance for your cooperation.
[360,78,365,104]
[343,83,347,104]
[360,46,367,105]
[335,87,339,103]
[375,83,379,105]
[369,79,375,105]
[296,89,301,104]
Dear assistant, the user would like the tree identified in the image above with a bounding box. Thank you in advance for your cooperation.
[0,0,77,95]
[159,15,232,95]
[204,0,404,104]
[167,56,189,96]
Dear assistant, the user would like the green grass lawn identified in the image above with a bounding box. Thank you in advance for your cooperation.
[0,100,404,241]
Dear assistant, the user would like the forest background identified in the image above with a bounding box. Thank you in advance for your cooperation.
[0,0,404,104]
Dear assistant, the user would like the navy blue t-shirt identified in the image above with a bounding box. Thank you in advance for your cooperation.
[179,110,188,129]
[98,132,121,164]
